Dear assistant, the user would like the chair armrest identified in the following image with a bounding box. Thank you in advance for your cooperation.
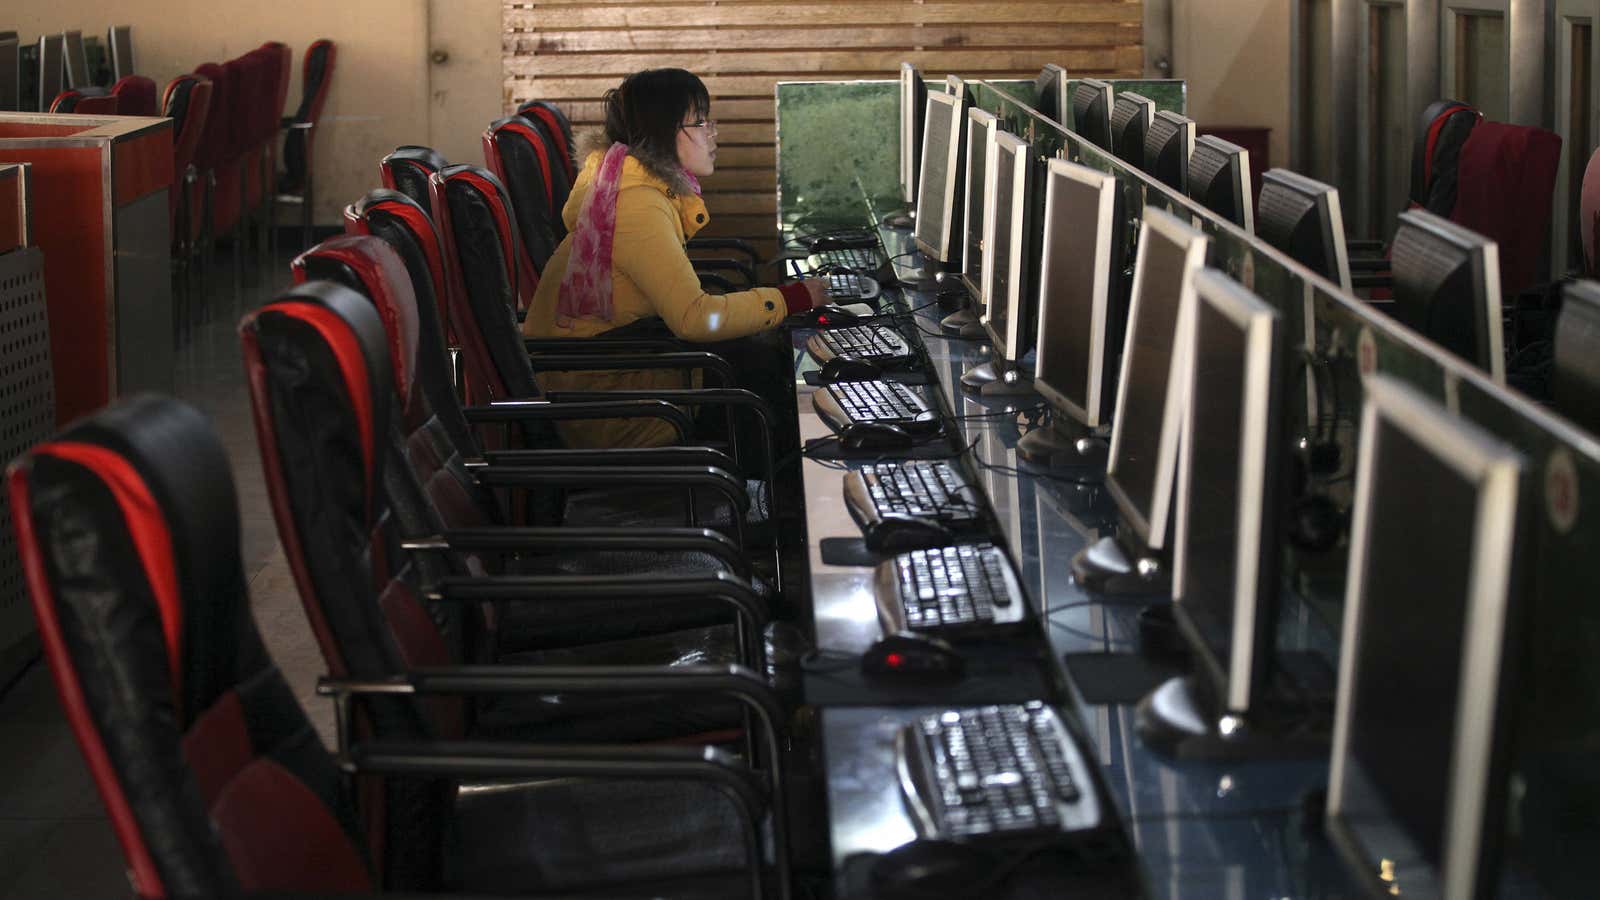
[1351,273,1393,290]
[691,257,757,287]
[469,465,749,514]
[478,446,738,473]
[401,526,749,579]
[699,272,738,294]
[526,351,734,387]
[462,399,692,443]
[687,237,760,264]
[525,336,687,354]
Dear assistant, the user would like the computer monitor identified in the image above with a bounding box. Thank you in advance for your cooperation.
[900,63,928,207]
[1020,159,1127,469]
[1552,279,1600,436]
[981,132,1042,367]
[1071,78,1114,151]
[0,37,17,112]
[946,74,967,101]
[1327,373,1524,900]
[1137,268,1292,756]
[1071,208,1210,594]
[35,36,62,113]
[914,90,970,267]
[108,26,134,82]
[1188,135,1254,232]
[1389,209,1506,384]
[1034,64,1069,126]
[1145,111,1195,193]
[1255,169,1353,292]
[61,31,88,90]
[1110,92,1155,169]
[960,109,999,301]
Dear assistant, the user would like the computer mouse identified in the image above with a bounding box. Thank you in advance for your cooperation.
[864,513,953,554]
[838,421,915,452]
[868,839,994,899]
[810,303,861,326]
[859,631,965,682]
[818,355,883,384]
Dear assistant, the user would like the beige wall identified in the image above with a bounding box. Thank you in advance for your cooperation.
[10,0,502,224]
[1172,0,1292,173]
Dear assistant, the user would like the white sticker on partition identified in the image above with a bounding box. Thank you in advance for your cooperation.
[1546,448,1579,535]
[1357,327,1377,377]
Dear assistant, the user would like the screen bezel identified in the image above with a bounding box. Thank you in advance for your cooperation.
[914,90,963,263]
[1104,207,1211,549]
[961,108,999,300]
[1325,374,1523,900]
[1034,158,1117,429]
[1391,209,1506,385]
[1171,268,1284,714]
[900,63,925,206]
[981,131,1035,361]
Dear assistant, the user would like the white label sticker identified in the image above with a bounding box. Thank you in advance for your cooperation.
[1357,327,1378,377]
[1546,448,1580,535]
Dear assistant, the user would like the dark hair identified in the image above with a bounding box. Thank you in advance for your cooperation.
[602,68,710,182]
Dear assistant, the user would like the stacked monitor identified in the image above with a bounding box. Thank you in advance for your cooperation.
[1256,169,1353,291]
[1034,64,1069,126]
[1188,135,1254,232]
[974,131,1042,395]
[108,26,134,83]
[1145,111,1195,193]
[1072,209,1210,594]
[913,88,972,268]
[1326,374,1525,899]
[61,31,88,90]
[899,63,928,207]
[0,35,17,112]
[1071,78,1115,151]
[1110,92,1155,168]
[1389,209,1505,384]
[35,35,61,113]
[957,109,999,306]
[1138,268,1294,756]
[1552,280,1600,436]
[1020,158,1127,468]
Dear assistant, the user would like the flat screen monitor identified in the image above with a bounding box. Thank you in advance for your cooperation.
[900,63,928,206]
[1188,135,1254,232]
[1034,158,1125,429]
[35,36,62,113]
[1072,78,1114,151]
[1105,208,1211,549]
[108,26,133,82]
[1145,111,1195,193]
[1111,92,1155,169]
[946,74,967,101]
[1034,64,1069,126]
[1389,209,1505,384]
[0,37,17,112]
[1552,279,1600,436]
[1327,374,1523,900]
[981,131,1040,363]
[914,90,969,266]
[1255,169,1353,292]
[1171,269,1286,717]
[61,31,87,90]
[961,108,999,301]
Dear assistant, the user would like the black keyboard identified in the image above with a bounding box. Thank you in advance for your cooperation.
[823,272,881,303]
[897,702,1101,844]
[813,380,940,433]
[806,324,911,365]
[814,246,888,273]
[845,461,980,527]
[875,543,1026,635]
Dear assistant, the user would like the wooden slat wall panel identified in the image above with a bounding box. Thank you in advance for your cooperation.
[504,0,1144,259]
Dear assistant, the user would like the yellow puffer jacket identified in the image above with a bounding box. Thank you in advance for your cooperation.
[523,150,797,448]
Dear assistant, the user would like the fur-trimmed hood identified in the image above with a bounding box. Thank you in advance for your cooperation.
[573,128,698,198]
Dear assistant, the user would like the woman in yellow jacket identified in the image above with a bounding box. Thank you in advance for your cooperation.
[522,68,829,447]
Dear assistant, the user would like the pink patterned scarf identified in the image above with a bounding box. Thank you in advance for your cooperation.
[557,143,703,323]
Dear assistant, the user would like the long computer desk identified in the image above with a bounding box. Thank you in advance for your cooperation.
[791,227,1358,898]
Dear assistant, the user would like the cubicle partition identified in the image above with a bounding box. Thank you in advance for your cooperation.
[779,75,1600,895]
[0,112,173,426]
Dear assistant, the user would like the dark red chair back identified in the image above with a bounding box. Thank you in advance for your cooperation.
[164,75,214,231]
[49,89,119,114]
[282,39,336,192]
[345,189,463,380]
[110,75,158,116]
[7,395,373,898]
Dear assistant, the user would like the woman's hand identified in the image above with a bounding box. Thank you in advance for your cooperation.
[802,277,831,308]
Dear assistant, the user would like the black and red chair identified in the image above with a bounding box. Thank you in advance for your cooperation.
[515,98,577,182]
[277,38,337,252]
[48,88,118,114]
[380,145,450,213]
[9,393,786,897]
[189,61,232,297]
[482,115,563,271]
[163,73,213,333]
[429,163,539,312]
[109,74,157,116]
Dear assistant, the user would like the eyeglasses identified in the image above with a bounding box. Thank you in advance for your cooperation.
[680,118,718,134]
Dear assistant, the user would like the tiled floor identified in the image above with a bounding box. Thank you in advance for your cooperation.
[0,246,334,898]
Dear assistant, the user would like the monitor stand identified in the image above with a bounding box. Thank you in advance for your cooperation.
[940,304,977,333]
[1136,672,1332,762]
[880,209,915,230]
[962,356,1036,397]
[1017,415,1109,471]
[1071,532,1169,596]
